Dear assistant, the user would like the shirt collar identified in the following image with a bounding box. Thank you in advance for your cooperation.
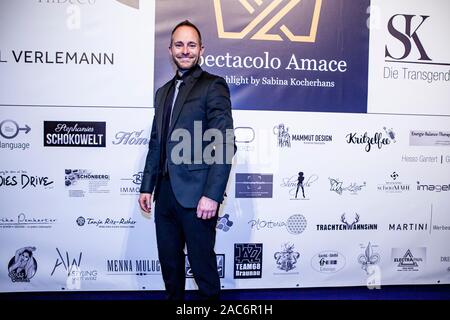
[175,64,198,81]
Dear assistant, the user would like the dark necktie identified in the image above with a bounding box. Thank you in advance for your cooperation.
[160,79,183,176]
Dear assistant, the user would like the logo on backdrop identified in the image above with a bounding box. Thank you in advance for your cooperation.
[273,243,300,274]
[345,127,396,152]
[36,0,140,9]
[358,242,380,274]
[113,130,149,146]
[51,248,82,277]
[51,248,98,286]
[401,153,446,165]
[0,213,56,229]
[0,119,31,151]
[281,171,319,200]
[76,216,136,229]
[234,126,256,155]
[388,219,428,232]
[386,15,431,62]
[433,222,450,232]
[1,49,114,65]
[417,181,450,193]
[311,250,346,273]
[235,173,273,198]
[0,119,30,139]
[119,172,143,195]
[329,177,366,195]
[186,254,225,278]
[234,243,263,279]
[65,169,110,197]
[273,123,332,148]
[37,0,97,6]
[235,126,255,144]
[441,256,450,262]
[410,130,450,146]
[430,204,450,232]
[116,0,140,9]
[214,0,321,42]
[44,121,106,147]
[384,14,450,83]
[377,172,410,193]
[392,248,426,272]
[0,170,54,190]
[249,214,307,235]
[217,213,233,232]
[441,256,450,274]
[316,213,378,231]
[8,247,37,282]
[154,0,370,112]
[274,123,291,148]
[106,259,161,275]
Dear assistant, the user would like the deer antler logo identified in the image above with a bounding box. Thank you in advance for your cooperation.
[341,213,360,229]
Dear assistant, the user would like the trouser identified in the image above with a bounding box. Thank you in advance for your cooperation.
[155,175,220,300]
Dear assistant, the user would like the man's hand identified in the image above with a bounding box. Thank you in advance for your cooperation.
[196,196,218,220]
[139,193,152,213]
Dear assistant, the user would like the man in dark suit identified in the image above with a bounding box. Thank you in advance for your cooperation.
[138,20,235,300]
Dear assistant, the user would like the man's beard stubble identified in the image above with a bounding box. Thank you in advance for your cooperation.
[172,55,199,71]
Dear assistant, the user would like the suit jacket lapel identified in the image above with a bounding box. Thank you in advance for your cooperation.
[156,82,172,142]
[169,66,203,134]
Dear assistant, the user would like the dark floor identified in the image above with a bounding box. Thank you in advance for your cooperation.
[1,284,449,300]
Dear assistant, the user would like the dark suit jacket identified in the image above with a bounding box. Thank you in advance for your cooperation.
[140,65,235,208]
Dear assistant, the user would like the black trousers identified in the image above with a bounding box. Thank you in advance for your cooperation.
[155,175,220,300]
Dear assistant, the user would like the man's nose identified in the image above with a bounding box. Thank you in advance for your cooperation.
[182,45,189,54]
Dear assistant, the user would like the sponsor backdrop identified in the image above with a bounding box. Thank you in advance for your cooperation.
[0,0,449,292]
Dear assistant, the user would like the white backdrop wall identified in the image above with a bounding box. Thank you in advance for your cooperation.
[0,0,449,292]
